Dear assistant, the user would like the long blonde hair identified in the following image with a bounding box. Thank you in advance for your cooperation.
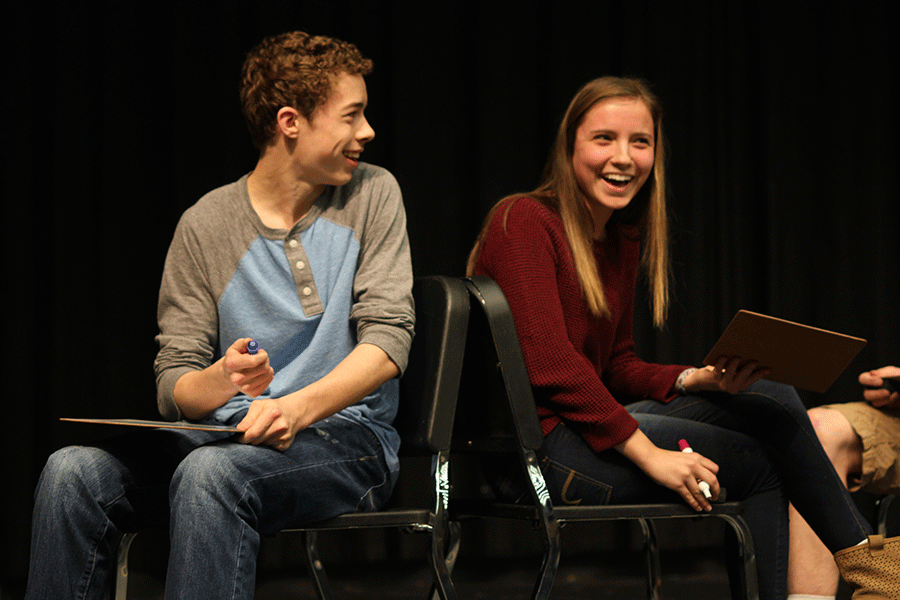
[467,76,670,327]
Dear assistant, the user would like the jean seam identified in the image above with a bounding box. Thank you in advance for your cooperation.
[237,452,382,491]
[230,513,252,600]
[78,483,128,600]
[78,518,109,600]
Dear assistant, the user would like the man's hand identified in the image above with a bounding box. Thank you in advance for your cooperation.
[860,366,900,409]
[236,397,303,452]
[222,338,274,398]
[174,337,274,420]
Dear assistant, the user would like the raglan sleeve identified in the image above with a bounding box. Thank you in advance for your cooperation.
[153,212,221,421]
[350,168,415,375]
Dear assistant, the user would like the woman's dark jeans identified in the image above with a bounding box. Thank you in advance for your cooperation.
[492,380,871,600]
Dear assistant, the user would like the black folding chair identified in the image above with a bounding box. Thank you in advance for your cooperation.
[114,275,470,600]
[451,275,758,600]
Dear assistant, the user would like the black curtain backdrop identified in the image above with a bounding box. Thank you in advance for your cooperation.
[3,0,898,585]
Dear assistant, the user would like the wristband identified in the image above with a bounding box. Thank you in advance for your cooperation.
[675,367,698,395]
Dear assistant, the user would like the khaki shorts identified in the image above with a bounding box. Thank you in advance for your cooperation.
[825,402,900,495]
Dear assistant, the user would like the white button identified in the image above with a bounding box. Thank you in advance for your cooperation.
[302,287,312,296]
[288,239,299,248]
[295,261,305,270]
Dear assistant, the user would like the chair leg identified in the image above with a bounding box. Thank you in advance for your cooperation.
[717,515,760,600]
[302,530,335,600]
[428,520,461,600]
[524,453,561,600]
[877,495,894,537]
[114,532,137,600]
[444,520,461,574]
[637,519,662,600]
[532,522,561,600]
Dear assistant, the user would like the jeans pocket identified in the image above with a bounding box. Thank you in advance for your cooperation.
[540,457,613,505]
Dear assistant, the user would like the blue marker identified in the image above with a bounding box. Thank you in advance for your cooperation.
[246,340,259,355]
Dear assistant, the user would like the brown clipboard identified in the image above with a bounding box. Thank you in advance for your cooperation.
[703,310,867,393]
[60,418,239,432]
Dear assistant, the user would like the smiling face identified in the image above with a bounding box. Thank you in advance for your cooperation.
[294,72,375,188]
[571,97,655,233]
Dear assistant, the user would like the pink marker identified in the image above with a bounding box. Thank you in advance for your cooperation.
[679,439,712,499]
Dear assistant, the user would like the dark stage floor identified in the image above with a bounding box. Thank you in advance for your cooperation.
[0,551,756,600]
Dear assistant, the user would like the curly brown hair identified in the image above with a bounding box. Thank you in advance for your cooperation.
[239,31,373,149]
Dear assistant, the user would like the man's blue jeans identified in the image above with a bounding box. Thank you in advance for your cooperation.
[25,414,393,600]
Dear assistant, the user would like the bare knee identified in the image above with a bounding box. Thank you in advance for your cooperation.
[808,407,862,480]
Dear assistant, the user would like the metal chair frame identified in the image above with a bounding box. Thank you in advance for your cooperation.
[451,276,759,600]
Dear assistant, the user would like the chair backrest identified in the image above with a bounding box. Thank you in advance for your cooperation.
[394,275,470,456]
[453,275,545,454]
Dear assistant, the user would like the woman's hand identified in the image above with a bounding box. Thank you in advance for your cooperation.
[642,448,720,512]
[616,430,720,512]
[683,357,769,395]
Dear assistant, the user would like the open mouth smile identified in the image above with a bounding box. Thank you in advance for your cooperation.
[601,173,633,190]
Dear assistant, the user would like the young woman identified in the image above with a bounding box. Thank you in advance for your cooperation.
[468,76,897,600]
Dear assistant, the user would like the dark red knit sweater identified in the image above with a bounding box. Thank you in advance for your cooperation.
[475,197,690,453]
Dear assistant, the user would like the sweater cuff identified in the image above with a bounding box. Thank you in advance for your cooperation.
[580,408,640,453]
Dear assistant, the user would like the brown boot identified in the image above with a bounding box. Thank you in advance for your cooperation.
[833,535,900,599]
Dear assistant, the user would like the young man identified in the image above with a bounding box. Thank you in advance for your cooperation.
[26,31,414,599]
[788,366,900,600]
